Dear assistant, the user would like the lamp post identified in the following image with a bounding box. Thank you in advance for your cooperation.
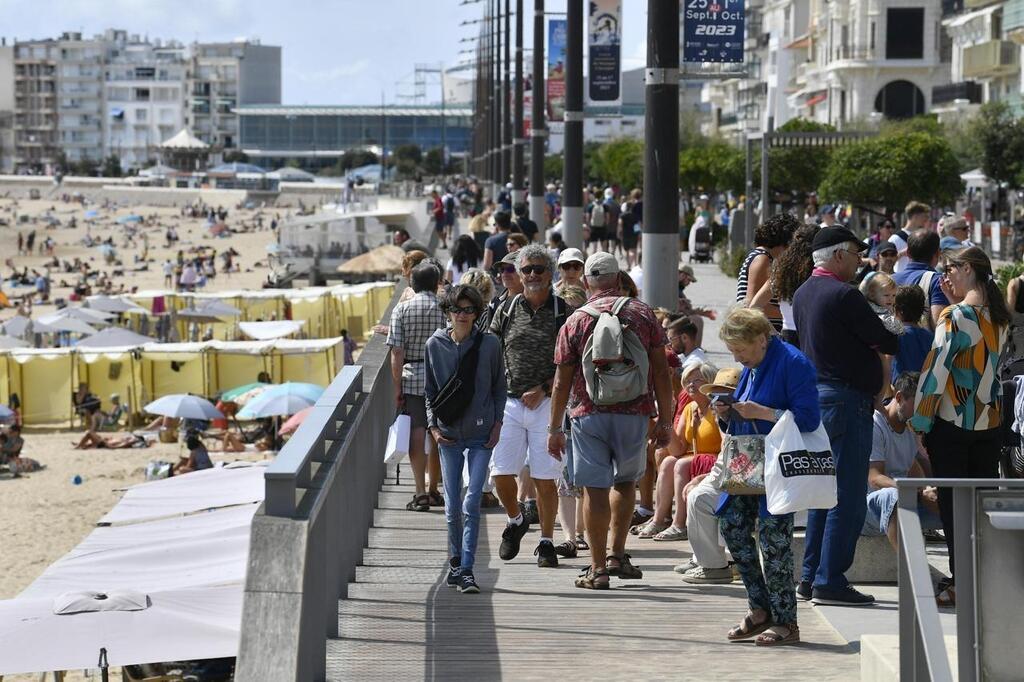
[528,0,546,226]
[560,0,584,249]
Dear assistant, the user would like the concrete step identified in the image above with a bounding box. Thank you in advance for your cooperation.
[791,531,896,584]
[860,634,958,681]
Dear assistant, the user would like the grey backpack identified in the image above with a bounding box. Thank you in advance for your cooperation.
[578,297,649,405]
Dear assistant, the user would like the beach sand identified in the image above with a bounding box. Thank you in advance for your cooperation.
[0,196,290,680]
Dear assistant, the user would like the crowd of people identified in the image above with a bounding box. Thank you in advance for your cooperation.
[384,197,1015,644]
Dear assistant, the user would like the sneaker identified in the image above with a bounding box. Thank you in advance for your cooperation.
[674,558,699,574]
[458,571,480,594]
[445,557,461,588]
[535,541,559,568]
[680,565,733,584]
[498,518,530,561]
[796,580,813,601]
[630,508,654,528]
[521,499,539,525]
[811,585,875,606]
[554,540,578,558]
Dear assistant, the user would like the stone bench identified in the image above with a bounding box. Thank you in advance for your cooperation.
[790,531,897,583]
[859,634,958,681]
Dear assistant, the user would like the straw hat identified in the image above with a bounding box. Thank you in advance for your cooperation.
[699,368,742,397]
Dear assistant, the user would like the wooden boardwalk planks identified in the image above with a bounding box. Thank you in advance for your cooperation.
[325,482,860,681]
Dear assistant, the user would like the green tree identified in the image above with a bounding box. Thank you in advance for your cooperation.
[423,147,444,175]
[223,150,250,163]
[101,155,122,177]
[765,118,835,194]
[544,154,563,182]
[590,138,644,190]
[679,140,745,194]
[341,149,379,171]
[819,131,963,209]
[969,101,1024,187]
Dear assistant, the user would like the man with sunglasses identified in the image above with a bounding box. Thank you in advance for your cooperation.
[490,244,572,569]
[792,226,899,606]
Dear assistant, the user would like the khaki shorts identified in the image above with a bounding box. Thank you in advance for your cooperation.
[402,394,428,430]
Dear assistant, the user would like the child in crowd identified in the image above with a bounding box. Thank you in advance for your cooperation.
[892,285,934,380]
[860,272,903,399]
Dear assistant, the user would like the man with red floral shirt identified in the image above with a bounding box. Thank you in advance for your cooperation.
[548,252,674,589]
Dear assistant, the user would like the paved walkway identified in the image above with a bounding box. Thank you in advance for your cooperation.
[325,260,867,680]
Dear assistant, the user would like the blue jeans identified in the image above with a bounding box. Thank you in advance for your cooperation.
[801,381,873,590]
[439,438,493,572]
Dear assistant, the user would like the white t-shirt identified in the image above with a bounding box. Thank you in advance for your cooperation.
[446,258,473,284]
[888,232,909,273]
[869,409,918,487]
[681,346,708,369]
[779,300,796,332]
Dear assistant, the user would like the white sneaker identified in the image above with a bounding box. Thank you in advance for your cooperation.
[673,558,699,574]
[680,565,734,584]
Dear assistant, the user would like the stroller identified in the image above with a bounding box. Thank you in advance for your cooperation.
[689,224,713,263]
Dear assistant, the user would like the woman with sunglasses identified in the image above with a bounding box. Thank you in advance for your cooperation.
[424,284,506,594]
[912,246,1010,607]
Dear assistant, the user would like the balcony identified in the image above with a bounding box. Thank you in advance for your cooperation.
[963,40,1020,78]
[1005,0,1024,43]
[932,80,984,105]
[966,0,1002,7]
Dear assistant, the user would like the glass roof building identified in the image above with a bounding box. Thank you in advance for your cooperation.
[236,104,472,170]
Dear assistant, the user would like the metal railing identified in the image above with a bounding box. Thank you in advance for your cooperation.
[897,477,1024,682]
[236,283,405,682]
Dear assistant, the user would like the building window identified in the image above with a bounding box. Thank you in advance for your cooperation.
[135,88,150,101]
[870,22,876,50]
[135,109,147,122]
[886,8,924,59]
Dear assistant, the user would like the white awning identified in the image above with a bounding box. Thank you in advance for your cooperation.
[239,320,305,340]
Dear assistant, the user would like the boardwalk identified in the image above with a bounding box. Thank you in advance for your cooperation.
[325,261,861,680]
[326,482,860,680]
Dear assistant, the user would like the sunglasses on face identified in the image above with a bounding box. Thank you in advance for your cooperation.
[498,265,517,275]
[450,306,477,316]
[559,262,583,271]
[521,265,548,276]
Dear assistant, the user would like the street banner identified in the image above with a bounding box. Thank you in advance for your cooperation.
[547,19,566,125]
[683,0,745,63]
[588,0,621,104]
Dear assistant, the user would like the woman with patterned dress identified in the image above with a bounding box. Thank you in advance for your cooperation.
[911,246,1010,607]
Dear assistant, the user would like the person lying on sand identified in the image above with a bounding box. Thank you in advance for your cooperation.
[73,432,151,450]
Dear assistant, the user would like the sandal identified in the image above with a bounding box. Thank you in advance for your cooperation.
[575,565,610,590]
[653,526,688,542]
[636,520,670,539]
[574,534,589,551]
[727,611,773,641]
[755,624,801,647]
[427,490,444,507]
[606,553,643,579]
[406,493,430,512]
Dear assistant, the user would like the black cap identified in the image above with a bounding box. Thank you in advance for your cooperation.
[877,240,898,254]
[812,226,869,252]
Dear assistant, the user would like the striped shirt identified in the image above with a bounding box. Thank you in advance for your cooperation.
[735,247,783,332]
[911,304,1008,433]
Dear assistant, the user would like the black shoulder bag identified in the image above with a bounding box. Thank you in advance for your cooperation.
[432,332,485,425]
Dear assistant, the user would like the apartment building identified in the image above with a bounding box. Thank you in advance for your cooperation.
[703,0,951,139]
[188,41,281,151]
[0,40,14,172]
[105,38,187,170]
[12,37,61,170]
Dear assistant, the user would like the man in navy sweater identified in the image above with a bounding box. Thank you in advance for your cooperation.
[793,226,899,606]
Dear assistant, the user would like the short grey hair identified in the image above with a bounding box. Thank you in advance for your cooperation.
[812,243,847,267]
[585,272,620,290]
[682,360,718,385]
[516,243,554,274]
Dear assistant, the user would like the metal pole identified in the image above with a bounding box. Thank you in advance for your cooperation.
[502,0,513,190]
[380,91,387,183]
[529,0,547,226]
[953,487,979,682]
[492,0,502,197]
[641,0,680,310]
[745,136,755,248]
[759,116,773,224]
[560,0,584,249]
[440,64,447,176]
[512,0,526,205]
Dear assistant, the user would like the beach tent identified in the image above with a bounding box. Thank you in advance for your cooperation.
[270,166,316,182]
[206,340,277,395]
[3,348,75,424]
[275,337,341,385]
[208,162,267,174]
[239,319,305,340]
[160,128,209,150]
[75,327,155,349]
[85,295,149,315]
[138,342,212,404]
[75,347,144,415]
[0,335,29,350]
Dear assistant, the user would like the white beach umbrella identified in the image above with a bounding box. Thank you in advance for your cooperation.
[143,394,223,420]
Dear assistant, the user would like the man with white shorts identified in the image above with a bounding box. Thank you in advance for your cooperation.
[490,243,571,568]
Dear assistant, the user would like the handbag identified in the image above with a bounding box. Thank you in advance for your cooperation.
[431,331,484,425]
[764,410,838,514]
[384,414,411,465]
[716,420,766,495]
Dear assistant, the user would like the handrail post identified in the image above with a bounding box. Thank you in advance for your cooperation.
[898,484,917,681]
[953,487,978,682]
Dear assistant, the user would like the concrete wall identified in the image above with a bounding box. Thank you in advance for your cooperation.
[0,175,247,206]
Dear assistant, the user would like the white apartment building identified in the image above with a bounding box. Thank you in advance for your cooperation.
[104,40,187,170]
[703,0,952,139]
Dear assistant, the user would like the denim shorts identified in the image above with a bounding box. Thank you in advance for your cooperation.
[862,487,942,536]
[570,412,649,488]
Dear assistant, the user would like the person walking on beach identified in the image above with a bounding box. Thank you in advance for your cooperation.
[548,252,674,589]
[425,284,506,594]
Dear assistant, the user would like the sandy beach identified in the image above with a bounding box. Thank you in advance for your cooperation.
[0,194,287,600]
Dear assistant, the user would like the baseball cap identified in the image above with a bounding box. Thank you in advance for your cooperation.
[811,226,868,252]
[494,252,518,272]
[584,252,619,277]
[557,248,585,266]
[877,240,898,255]
[678,264,698,281]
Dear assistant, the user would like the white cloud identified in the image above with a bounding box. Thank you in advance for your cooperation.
[290,58,371,83]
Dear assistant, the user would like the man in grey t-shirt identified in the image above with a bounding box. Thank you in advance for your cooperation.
[862,372,941,549]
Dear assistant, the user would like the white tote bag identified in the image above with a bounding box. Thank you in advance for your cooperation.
[764,410,837,515]
[384,414,411,465]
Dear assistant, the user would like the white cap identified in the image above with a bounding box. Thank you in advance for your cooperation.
[584,251,619,277]
[506,182,513,189]
[604,187,614,199]
[557,248,585,266]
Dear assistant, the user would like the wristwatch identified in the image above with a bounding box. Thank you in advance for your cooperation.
[773,408,785,421]
[547,425,565,434]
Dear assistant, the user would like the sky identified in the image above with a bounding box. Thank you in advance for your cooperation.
[0,0,650,106]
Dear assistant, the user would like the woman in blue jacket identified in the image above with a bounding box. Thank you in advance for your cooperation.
[424,284,506,594]
[713,307,820,646]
